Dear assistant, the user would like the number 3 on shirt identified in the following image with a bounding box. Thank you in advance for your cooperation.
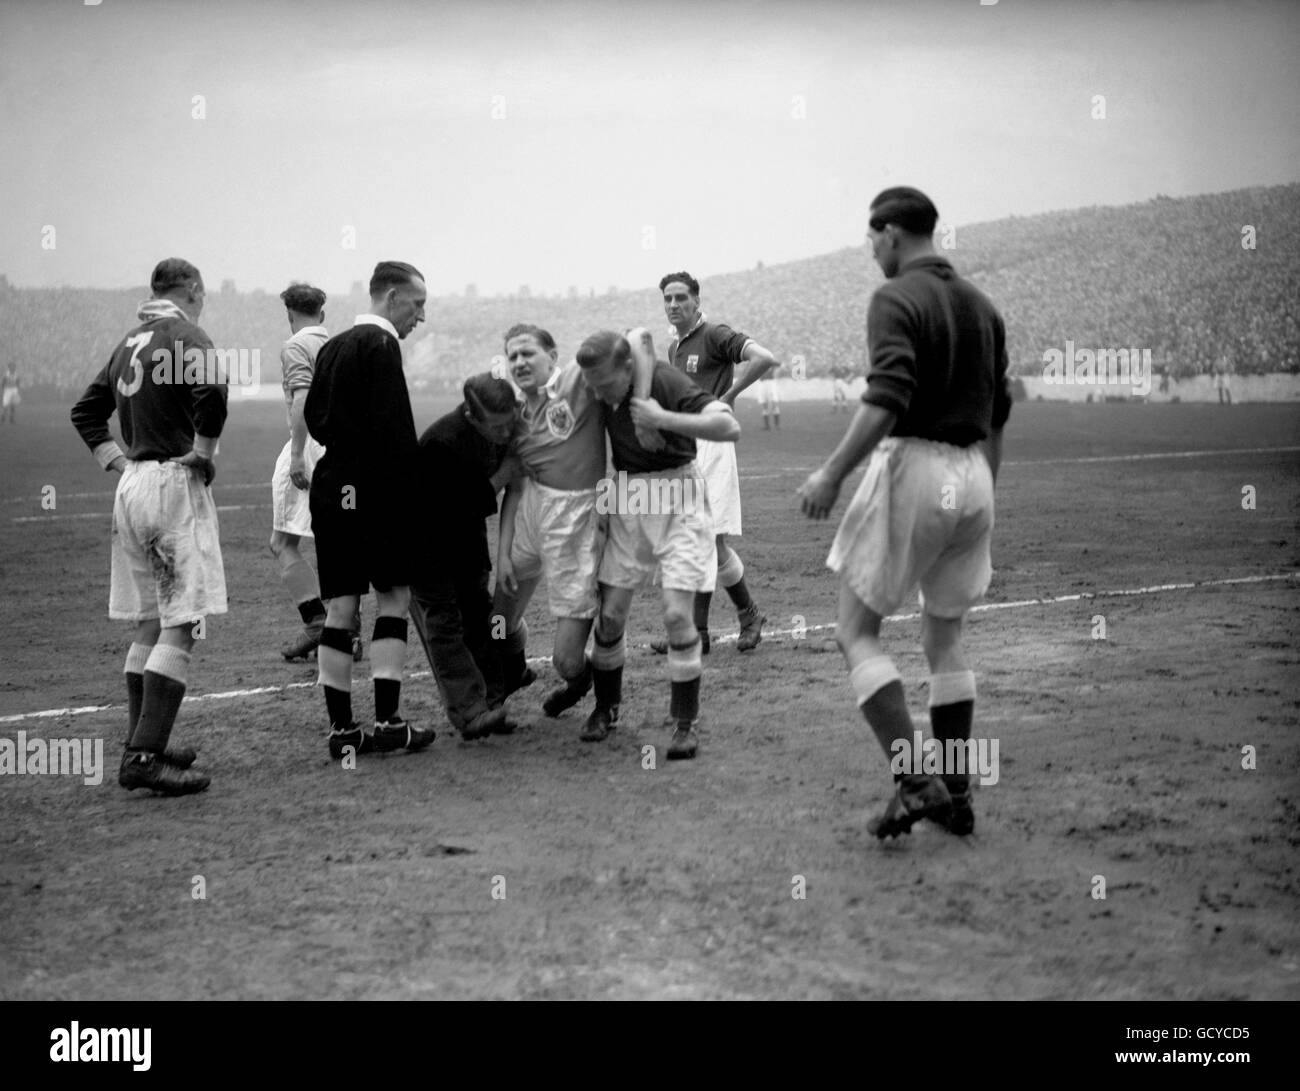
[117,332,152,397]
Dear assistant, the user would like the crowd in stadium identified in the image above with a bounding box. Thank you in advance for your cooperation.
[2,185,1296,396]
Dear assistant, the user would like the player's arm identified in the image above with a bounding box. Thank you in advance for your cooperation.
[496,475,525,594]
[177,330,228,486]
[70,362,126,473]
[798,402,897,520]
[287,388,311,487]
[631,397,740,443]
[626,327,665,452]
[722,341,778,406]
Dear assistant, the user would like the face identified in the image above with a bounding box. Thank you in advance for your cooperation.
[580,356,633,408]
[662,282,699,329]
[467,405,518,446]
[506,334,558,395]
[386,277,428,339]
[867,218,900,278]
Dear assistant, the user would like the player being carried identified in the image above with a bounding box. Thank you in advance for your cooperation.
[71,258,227,796]
[798,187,1011,840]
[491,324,656,728]
[651,271,777,656]
[576,328,740,760]
[268,283,362,663]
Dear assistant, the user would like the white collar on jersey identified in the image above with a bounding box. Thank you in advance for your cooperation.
[354,314,399,341]
[669,312,707,344]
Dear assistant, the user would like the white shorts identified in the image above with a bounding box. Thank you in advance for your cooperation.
[695,437,741,537]
[510,479,602,619]
[598,464,714,593]
[2,388,18,408]
[271,435,326,537]
[827,437,994,619]
[110,460,228,627]
[759,382,779,408]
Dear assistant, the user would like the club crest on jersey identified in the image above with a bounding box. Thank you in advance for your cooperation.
[545,399,575,440]
[685,354,699,374]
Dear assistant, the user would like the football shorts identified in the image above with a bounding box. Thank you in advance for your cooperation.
[598,464,714,593]
[695,437,741,537]
[271,434,326,537]
[508,478,602,619]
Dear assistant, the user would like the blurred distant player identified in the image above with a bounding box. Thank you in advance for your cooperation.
[758,365,780,430]
[1213,358,1233,405]
[269,283,361,663]
[831,365,851,412]
[492,324,655,724]
[578,328,740,760]
[305,261,435,760]
[2,364,19,423]
[655,271,777,654]
[71,258,227,796]
[799,187,1011,840]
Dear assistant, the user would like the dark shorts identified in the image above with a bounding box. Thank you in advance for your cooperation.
[309,479,414,598]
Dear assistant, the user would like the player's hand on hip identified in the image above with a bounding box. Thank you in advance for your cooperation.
[798,468,840,520]
[289,454,310,490]
[630,396,666,431]
[172,450,216,487]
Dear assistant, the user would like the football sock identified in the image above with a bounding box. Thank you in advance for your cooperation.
[502,620,528,691]
[692,591,713,635]
[668,636,702,722]
[371,615,407,723]
[591,629,625,711]
[131,644,191,753]
[123,641,151,742]
[718,550,753,611]
[850,656,912,777]
[282,559,323,620]
[929,671,976,792]
[319,626,354,727]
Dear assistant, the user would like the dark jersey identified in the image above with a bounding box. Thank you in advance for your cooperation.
[305,322,418,512]
[602,362,715,473]
[72,313,226,461]
[667,320,752,399]
[418,406,512,570]
[863,256,1012,446]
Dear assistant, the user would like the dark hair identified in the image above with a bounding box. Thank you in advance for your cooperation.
[464,373,517,420]
[575,330,632,371]
[280,283,326,316]
[503,323,556,352]
[868,187,939,236]
[150,258,202,296]
[369,261,424,298]
[658,271,700,298]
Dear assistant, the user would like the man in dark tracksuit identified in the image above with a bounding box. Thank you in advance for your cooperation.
[410,374,523,739]
[799,186,1012,841]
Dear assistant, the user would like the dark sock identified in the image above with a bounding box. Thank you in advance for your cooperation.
[693,591,712,634]
[930,699,975,792]
[132,672,187,753]
[725,576,754,612]
[861,679,915,781]
[297,598,326,624]
[503,627,528,691]
[124,671,144,746]
[669,677,701,723]
[592,665,623,711]
[324,687,353,728]
[374,680,401,723]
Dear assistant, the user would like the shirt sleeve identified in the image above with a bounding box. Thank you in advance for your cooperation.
[184,324,228,440]
[861,287,917,417]
[658,365,717,415]
[281,338,316,393]
[991,310,1012,430]
[70,359,120,461]
[709,323,753,363]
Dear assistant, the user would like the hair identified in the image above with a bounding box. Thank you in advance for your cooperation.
[369,261,424,298]
[280,283,327,316]
[503,323,556,353]
[658,271,700,298]
[463,373,518,420]
[575,330,632,371]
[868,187,939,236]
[150,258,202,296]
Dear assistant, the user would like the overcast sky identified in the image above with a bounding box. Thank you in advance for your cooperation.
[2,0,1297,298]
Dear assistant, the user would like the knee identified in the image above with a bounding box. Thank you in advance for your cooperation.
[663,603,693,635]
[553,647,586,679]
[596,606,626,641]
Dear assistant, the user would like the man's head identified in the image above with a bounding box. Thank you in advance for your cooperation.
[659,271,701,331]
[576,330,634,407]
[866,187,939,278]
[150,258,205,320]
[504,324,558,396]
[369,260,427,339]
[463,373,519,445]
[280,283,326,330]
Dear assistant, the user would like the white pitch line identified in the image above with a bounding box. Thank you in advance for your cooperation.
[9,444,1299,513]
[2,571,1295,727]
[12,504,268,524]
